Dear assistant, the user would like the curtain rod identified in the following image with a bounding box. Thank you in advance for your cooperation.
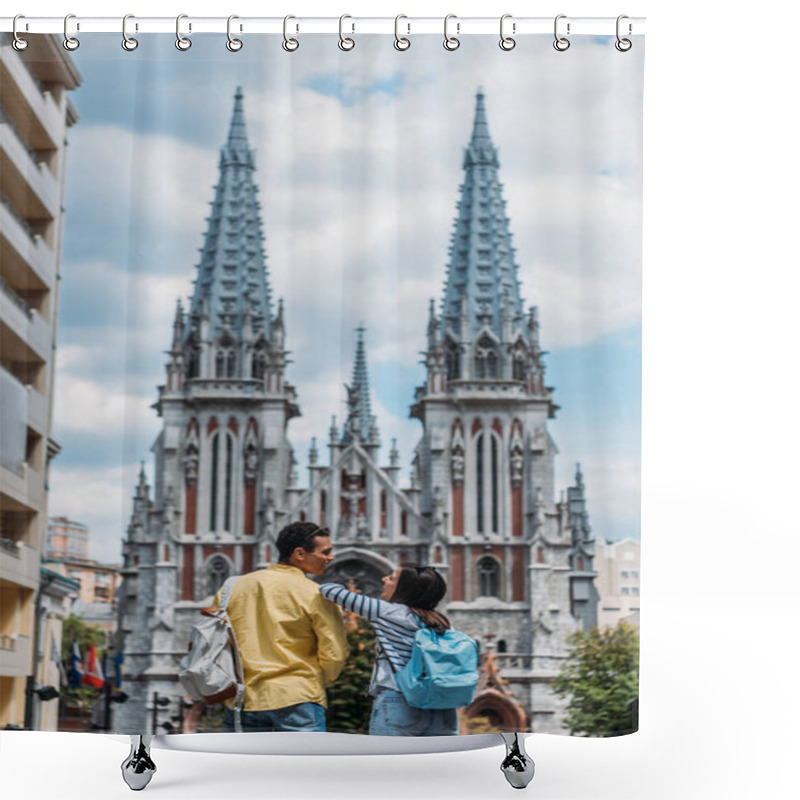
[1,16,645,37]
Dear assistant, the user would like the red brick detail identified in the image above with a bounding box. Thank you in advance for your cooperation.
[244,484,255,535]
[492,419,503,436]
[182,547,194,600]
[187,418,199,436]
[512,548,526,602]
[242,546,254,575]
[227,417,239,436]
[265,546,271,563]
[435,546,443,562]
[511,485,523,537]
[451,547,464,601]
[452,484,464,536]
[246,417,258,436]
[471,418,483,436]
[163,545,170,562]
[184,483,196,534]
[207,417,218,435]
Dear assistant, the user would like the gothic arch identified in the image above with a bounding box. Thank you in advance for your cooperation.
[477,554,502,598]
[474,332,500,379]
[318,548,395,596]
[203,553,234,598]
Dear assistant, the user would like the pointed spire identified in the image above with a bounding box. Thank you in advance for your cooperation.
[342,326,377,445]
[441,90,524,346]
[184,88,274,370]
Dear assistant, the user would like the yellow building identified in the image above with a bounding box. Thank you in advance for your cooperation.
[594,538,641,630]
[0,33,81,729]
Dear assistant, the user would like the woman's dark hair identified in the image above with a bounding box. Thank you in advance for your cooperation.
[391,564,451,632]
[276,521,329,563]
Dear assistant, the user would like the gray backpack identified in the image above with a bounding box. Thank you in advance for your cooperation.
[178,576,245,731]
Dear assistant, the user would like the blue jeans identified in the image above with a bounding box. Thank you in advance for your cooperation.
[223,702,326,732]
[369,689,459,737]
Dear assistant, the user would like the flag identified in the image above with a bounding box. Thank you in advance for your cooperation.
[81,642,105,689]
[69,640,84,688]
[114,651,124,689]
[51,631,68,687]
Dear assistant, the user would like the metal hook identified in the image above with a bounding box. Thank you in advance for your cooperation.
[63,14,80,51]
[554,14,571,52]
[615,15,632,52]
[176,13,191,51]
[12,15,28,51]
[443,14,460,51]
[283,15,299,52]
[122,14,138,51]
[338,14,355,51]
[394,15,410,51]
[499,14,516,51]
[226,15,242,51]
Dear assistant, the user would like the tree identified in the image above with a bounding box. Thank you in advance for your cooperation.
[552,622,639,737]
[326,617,376,734]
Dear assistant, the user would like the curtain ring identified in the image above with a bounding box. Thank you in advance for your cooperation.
[394,15,410,51]
[443,14,460,51]
[615,15,632,51]
[63,14,80,51]
[12,15,28,51]
[122,14,138,51]
[499,14,515,51]
[338,14,355,51]
[553,14,570,51]
[176,14,191,51]
[226,15,242,51]
[283,15,299,52]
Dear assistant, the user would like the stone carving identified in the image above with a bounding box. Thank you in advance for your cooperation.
[244,441,259,485]
[183,444,199,486]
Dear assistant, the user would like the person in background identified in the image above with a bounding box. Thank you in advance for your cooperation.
[319,564,459,736]
[218,522,348,732]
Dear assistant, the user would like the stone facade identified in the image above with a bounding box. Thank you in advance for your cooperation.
[115,88,599,735]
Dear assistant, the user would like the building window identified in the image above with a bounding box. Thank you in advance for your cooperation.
[320,490,327,528]
[631,570,639,578]
[210,430,235,532]
[490,435,499,533]
[632,587,639,595]
[475,336,499,379]
[497,639,507,653]
[477,556,500,597]
[445,341,460,381]
[577,557,584,571]
[621,570,629,579]
[216,345,236,378]
[476,433,484,534]
[621,587,630,595]
[207,556,231,596]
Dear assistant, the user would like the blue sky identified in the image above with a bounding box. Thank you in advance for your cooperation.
[49,34,643,563]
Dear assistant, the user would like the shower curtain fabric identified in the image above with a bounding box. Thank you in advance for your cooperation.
[41,31,643,737]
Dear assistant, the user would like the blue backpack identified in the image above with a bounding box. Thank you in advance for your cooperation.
[394,626,479,710]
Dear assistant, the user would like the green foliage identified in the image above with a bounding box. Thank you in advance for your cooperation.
[326,618,376,734]
[552,622,639,737]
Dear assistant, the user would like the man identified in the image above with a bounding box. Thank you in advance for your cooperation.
[217,521,348,732]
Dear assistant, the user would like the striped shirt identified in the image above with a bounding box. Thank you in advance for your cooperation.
[319,583,422,694]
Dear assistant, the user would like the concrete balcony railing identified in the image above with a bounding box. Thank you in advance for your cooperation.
[0,47,63,150]
[26,384,49,435]
[0,462,45,515]
[0,197,55,287]
[0,539,40,590]
[0,284,51,361]
[0,124,60,219]
[0,633,33,678]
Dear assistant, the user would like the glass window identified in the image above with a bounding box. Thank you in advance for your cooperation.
[621,587,630,595]
[478,557,500,597]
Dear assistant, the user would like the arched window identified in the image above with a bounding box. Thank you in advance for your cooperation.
[445,340,461,381]
[320,490,327,528]
[187,346,200,379]
[475,431,501,535]
[215,340,236,378]
[497,639,507,653]
[512,350,527,382]
[476,433,484,534]
[209,430,235,532]
[475,335,499,379]
[491,435,499,533]
[478,557,500,597]
[207,556,231,596]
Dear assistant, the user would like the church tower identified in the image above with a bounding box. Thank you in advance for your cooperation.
[412,90,598,732]
[115,89,299,731]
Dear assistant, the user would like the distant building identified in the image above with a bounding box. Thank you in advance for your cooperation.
[0,33,81,730]
[594,538,641,629]
[46,516,89,561]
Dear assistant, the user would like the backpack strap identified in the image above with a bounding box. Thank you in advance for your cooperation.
[218,576,245,733]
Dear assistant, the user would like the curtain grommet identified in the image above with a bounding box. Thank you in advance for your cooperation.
[63,14,80,51]
[499,14,516,51]
[121,14,138,51]
[282,15,299,52]
[226,15,242,52]
[394,15,410,51]
[554,15,570,51]
[12,15,29,51]
[338,14,355,51]
[615,15,632,51]
[443,14,460,51]
[176,14,192,51]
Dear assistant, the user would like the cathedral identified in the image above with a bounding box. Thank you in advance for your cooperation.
[115,88,599,735]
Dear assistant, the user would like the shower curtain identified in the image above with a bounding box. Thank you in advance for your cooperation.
[2,24,643,739]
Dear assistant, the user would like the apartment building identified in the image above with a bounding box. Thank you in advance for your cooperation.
[0,33,81,729]
[594,538,641,630]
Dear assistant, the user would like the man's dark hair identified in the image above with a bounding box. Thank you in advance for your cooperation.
[276,521,329,563]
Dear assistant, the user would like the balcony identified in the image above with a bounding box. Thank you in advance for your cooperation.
[0,195,56,287]
[0,462,45,514]
[0,286,51,362]
[0,123,60,220]
[0,539,40,590]
[0,47,63,151]
[0,632,33,678]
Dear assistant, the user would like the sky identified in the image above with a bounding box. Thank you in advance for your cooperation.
[47,33,643,564]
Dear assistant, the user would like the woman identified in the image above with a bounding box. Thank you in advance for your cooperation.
[319,565,459,736]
